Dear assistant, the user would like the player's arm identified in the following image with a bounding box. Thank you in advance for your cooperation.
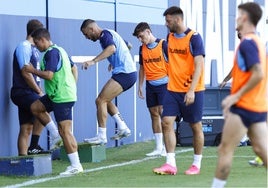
[138,46,145,99]
[82,45,115,69]
[138,65,145,99]
[189,55,204,92]
[185,55,204,105]
[188,33,205,93]
[24,63,54,80]
[83,30,116,69]
[24,49,58,81]
[93,45,116,63]
[17,45,42,95]
[21,69,43,95]
[219,68,233,89]
[71,64,78,83]
[185,33,205,105]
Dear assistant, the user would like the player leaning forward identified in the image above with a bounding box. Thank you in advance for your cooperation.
[24,28,83,175]
[80,19,137,145]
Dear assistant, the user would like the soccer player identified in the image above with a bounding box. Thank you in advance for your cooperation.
[153,6,205,175]
[212,2,267,187]
[80,19,137,145]
[23,28,83,175]
[133,22,168,156]
[10,19,60,156]
[220,31,249,147]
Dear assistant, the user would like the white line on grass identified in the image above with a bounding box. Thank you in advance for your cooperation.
[4,148,194,188]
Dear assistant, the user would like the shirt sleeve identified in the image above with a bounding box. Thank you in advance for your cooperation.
[15,42,32,69]
[99,30,115,49]
[239,39,260,70]
[44,48,60,72]
[190,32,205,57]
[162,40,168,61]
[139,46,143,65]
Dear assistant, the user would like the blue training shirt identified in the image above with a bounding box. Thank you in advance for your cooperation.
[99,29,137,74]
[237,38,260,72]
[12,40,39,90]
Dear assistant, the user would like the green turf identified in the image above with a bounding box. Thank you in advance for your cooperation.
[0,141,267,187]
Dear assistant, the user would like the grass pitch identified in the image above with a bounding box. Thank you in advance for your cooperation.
[0,141,267,187]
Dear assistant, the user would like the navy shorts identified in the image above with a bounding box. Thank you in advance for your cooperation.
[230,106,267,128]
[39,95,75,122]
[11,88,39,125]
[112,72,137,91]
[146,82,167,108]
[162,90,204,123]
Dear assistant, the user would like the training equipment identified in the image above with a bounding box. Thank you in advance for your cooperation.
[184,165,200,175]
[0,154,52,176]
[60,143,106,163]
[60,165,83,176]
[110,128,131,140]
[153,163,177,175]
[177,116,224,146]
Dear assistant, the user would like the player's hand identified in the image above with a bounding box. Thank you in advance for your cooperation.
[82,60,94,70]
[222,94,239,117]
[38,91,44,97]
[138,88,144,99]
[184,90,195,106]
[23,63,34,73]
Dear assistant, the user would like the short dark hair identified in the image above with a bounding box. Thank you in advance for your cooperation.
[80,19,95,31]
[238,2,262,26]
[31,28,50,40]
[133,22,151,37]
[27,19,43,36]
[163,6,184,19]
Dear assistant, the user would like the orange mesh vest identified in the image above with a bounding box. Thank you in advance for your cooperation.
[141,40,168,80]
[232,34,267,112]
[167,31,205,92]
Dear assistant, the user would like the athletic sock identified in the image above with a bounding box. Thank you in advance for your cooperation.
[211,177,226,188]
[154,133,163,151]
[112,112,128,130]
[98,127,107,139]
[45,121,59,139]
[240,134,248,142]
[67,151,81,168]
[29,135,40,148]
[166,153,176,167]
[192,154,202,169]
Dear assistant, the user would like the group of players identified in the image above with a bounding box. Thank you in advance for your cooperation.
[11,2,267,187]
